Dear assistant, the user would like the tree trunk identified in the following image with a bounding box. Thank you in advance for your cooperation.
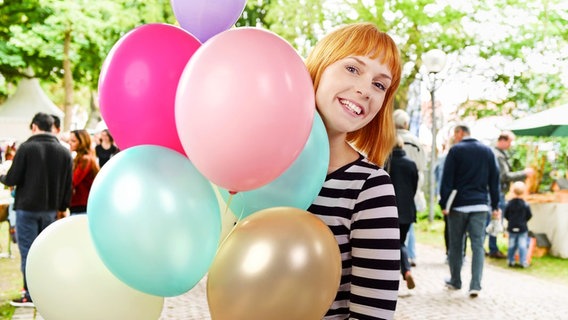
[84,90,101,130]
[63,27,74,131]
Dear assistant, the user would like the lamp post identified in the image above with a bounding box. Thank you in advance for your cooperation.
[422,49,447,222]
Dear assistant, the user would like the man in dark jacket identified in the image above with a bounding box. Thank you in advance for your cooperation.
[439,125,500,298]
[0,112,72,307]
[387,136,418,290]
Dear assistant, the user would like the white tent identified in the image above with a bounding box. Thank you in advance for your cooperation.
[0,78,64,144]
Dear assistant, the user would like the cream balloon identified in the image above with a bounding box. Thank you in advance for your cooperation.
[26,215,164,320]
[207,207,342,320]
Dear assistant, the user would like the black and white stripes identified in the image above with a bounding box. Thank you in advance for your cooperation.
[309,155,400,320]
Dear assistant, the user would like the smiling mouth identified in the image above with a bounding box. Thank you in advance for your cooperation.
[339,98,362,115]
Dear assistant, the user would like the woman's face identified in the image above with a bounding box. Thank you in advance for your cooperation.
[100,131,110,143]
[69,133,79,152]
[315,55,392,136]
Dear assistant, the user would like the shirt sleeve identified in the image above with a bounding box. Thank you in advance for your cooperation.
[488,152,501,210]
[525,203,532,221]
[439,149,456,209]
[349,171,400,320]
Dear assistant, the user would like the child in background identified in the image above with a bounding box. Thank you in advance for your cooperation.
[504,181,532,268]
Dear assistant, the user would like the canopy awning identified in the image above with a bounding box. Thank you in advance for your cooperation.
[506,104,568,137]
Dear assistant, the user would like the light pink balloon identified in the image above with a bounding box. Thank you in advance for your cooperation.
[99,23,201,155]
[175,28,315,192]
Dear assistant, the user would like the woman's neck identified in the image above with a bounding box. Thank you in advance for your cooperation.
[327,132,358,174]
[101,140,112,149]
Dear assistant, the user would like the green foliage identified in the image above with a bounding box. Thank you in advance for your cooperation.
[262,0,327,57]
[0,0,174,91]
[1,0,567,128]
[236,0,272,28]
[416,205,443,221]
[0,0,56,80]
[0,0,176,126]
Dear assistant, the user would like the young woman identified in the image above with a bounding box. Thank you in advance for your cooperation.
[95,129,119,167]
[69,129,99,215]
[306,23,402,319]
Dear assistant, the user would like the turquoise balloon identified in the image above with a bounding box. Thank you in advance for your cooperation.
[87,145,221,297]
[220,113,329,218]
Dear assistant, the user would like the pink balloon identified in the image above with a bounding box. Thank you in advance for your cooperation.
[175,28,315,192]
[99,23,201,155]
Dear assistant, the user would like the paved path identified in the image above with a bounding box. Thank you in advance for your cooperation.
[14,243,568,319]
[394,244,568,320]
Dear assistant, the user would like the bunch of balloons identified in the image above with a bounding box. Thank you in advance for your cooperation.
[25,1,342,319]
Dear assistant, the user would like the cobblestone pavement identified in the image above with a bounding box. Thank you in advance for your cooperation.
[15,243,568,319]
[395,244,568,320]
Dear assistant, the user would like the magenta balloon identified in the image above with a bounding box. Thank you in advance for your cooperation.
[170,0,246,43]
[98,23,201,155]
[175,28,315,192]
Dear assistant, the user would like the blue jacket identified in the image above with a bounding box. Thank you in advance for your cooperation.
[439,137,500,211]
[504,198,532,233]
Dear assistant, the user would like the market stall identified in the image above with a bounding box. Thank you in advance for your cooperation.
[526,193,568,259]
[507,104,568,259]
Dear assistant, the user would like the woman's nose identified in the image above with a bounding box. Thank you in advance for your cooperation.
[356,88,370,100]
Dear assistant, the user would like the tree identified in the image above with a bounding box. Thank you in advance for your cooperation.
[0,0,55,85]
[453,0,568,118]
[2,0,566,130]
[0,0,175,129]
[263,0,567,115]
[264,0,473,111]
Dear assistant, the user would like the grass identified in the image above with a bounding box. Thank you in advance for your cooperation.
[0,221,19,320]
[415,218,568,285]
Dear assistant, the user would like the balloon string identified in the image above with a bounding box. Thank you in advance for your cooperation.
[216,193,244,251]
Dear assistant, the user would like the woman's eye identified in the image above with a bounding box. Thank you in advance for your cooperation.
[346,65,358,74]
[374,82,386,91]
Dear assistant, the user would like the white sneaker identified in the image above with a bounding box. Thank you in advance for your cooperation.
[469,289,480,298]
[10,297,34,308]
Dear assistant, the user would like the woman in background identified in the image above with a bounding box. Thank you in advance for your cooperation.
[69,129,99,215]
[95,129,119,167]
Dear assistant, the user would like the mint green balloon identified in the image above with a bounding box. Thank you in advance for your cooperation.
[87,145,220,297]
[220,113,329,218]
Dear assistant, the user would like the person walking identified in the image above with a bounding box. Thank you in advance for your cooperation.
[488,131,534,259]
[393,109,426,267]
[439,124,500,298]
[504,181,532,268]
[387,136,418,290]
[0,112,73,307]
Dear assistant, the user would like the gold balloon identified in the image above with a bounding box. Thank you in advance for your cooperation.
[207,207,341,320]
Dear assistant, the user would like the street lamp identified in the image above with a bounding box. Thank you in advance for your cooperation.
[422,49,447,222]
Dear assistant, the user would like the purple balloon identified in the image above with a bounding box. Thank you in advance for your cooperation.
[170,0,247,42]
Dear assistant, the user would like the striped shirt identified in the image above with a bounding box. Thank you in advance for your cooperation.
[309,154,400,320]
